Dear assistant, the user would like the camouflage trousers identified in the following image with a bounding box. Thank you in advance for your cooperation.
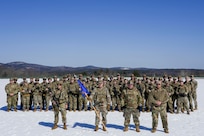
[22,95,30,110]
[53,103,67,124]
[167,97,174,112]
[177,96,189,113]
[78,95,88,111]
[33,94,42,109]
[192,91,198,109]
[44,95,51,110]
[95,106,108,126]
[152,106,168,130]
[188,93,193,110]
[69,94,78,110]
[7,95,18,110]
[123,108,140,127]
[111,96,121,110]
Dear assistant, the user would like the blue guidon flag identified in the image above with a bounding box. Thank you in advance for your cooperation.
[77,80,90,98]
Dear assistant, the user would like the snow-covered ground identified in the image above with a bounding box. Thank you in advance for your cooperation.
[0,78,204,136]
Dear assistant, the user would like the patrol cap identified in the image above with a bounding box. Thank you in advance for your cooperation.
[97,80,103,84]
[57,81,63,85]
[128,80,134,85]
[117,73,120,76]
[23,77,26,80]
[10,78,14,81]
[43,77,47,80]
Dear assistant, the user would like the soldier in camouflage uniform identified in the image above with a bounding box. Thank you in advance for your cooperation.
[88,80,111,131]
[20,81,32,111]
[121,80,142,132]
[32,78,43,112]
[136,79,146,112]
[110,79,122,111]
[43,77,53,111]
[41,78,47,110]
[51,82,68,130]
[164,81,174,113]
[67,77,79,111]
[190,75,198,110]
[29,78,35,110]
[184,76,194,112]
[148,81,169,133]
[176,80,190,114]
[78,80,88,111]
[5,78,19,112]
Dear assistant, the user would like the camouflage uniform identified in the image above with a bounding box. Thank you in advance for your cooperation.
[5,79,19,111]
[51,82,68,130]
[136,80,146,112]
[20,82,32,111]
[184,77,193,111]
[78,80,88,111]
[41,78,47,110]
[33,79,43,111]
[89,80,111,131]
[176,81,190,114]
[164,82,174,113]
[110,80,122,111]
[121,80,142,132]
[68,78,79,111]
[190,76,198,110]
[148,82,169,133]
[29,78,35,110]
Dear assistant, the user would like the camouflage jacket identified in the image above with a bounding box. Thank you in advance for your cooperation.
[121,87,142,109]
[91,86,111,107]
[5,83,19,96]
[148,88,169,108]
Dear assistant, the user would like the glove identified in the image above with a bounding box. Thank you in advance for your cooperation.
[107,104,110,111]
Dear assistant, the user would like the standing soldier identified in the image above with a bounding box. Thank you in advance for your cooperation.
[184,76,194,112]
[51,82,68,130]
[164,81,174,113]
[171,77,179,111]
[5,78,19,112]
[29,78,35,110]
[41,78,47,110]
[176,80,190,114]
[20,81,32,111]
[148,81,169,133]
[78,80,88,111]
[190,75,198,110]
[121,80,142,132]
[68,77,79,111]
[136,79,146,112]
[88,80,111,131]
[33,78,43,112]
[110,79,122,111]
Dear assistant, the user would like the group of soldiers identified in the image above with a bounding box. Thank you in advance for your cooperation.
[5,73,198,133]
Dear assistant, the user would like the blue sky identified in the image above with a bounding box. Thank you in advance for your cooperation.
[0,0,203,68]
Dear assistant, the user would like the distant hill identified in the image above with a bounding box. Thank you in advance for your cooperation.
[0,61,204,78]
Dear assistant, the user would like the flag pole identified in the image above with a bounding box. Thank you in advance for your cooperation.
[84,93,107,131]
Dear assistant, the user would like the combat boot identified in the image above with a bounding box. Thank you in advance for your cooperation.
[151,128,156,133]
[14,108,17,112]
[7,109,10,112]
[123,126,128,132]
[102,125,107,131]
[142,108,145,112]
[136,126,140,132]
[33,108,37,112]
[187,111,190,115]
[94,125,99,131]
[164,129,169,133]
[52,123,58,130]
[63,123,67,130]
